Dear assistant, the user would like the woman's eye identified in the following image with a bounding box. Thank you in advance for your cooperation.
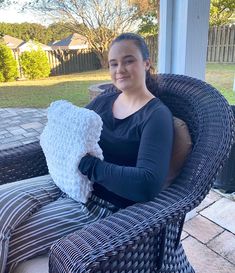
[125,59,134,65]
[109,63,118,67]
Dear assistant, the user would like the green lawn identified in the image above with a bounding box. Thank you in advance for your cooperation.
[0,70,111,108]
[205,63,235,105]
[0,64,234,108]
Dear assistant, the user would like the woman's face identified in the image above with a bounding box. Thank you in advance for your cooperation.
[108,40,150,92]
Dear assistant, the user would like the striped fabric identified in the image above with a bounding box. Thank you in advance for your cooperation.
[0,175,119,273]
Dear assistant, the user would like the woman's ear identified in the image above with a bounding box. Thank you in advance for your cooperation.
[144,59,151,71]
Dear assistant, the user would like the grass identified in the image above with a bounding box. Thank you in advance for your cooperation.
[0,64,234,108]
[205,63,235,105]
[0,70,111,108]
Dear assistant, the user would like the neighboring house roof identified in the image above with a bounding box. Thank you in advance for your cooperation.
[48,40,59,46]
[18,40,52,52]
[2,35,24,49]
[51,33,89,50]
[2,35,52,52]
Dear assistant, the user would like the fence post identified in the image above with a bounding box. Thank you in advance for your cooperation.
[206,25,235,63]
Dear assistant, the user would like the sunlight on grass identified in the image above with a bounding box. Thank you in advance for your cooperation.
[206,63,235,105]
[0,69,111,108]
[0,65,234,107]
[0,69,111,87]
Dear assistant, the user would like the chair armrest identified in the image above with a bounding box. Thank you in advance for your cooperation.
[0,141,48,185]
[49,185,189,273]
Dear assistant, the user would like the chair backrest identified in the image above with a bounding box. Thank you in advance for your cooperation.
[156,74,234,206]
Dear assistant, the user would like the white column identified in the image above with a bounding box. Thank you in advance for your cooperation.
[158,0,210,80]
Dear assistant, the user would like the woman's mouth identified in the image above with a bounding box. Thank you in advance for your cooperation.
[116,77,129,81]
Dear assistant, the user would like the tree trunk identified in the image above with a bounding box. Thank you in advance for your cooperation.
[96,50,109,69]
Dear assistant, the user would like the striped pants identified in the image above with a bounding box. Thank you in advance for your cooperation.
[0,175,119,273]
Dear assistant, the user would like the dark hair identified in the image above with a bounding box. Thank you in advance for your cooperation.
[110,33,150,61]
[110,33,159,96]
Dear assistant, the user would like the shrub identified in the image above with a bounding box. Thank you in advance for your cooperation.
[0,44,18,82]
[0,71,4,82]
[20,48,50,79]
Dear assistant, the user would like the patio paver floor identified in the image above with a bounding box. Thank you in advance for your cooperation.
[183,191,235,273]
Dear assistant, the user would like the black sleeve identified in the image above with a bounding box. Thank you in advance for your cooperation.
[79,106,174,203]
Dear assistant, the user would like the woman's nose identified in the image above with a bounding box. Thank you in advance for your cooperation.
[116,63,125,73]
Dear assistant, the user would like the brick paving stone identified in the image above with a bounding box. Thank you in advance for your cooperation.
[5,121,22,126]
[23,132,40,138]
[10,128,28,136]
[22,114,44,120]
[1,135,25,143]
[7,126,22,131]
[3,133,13,138]
[0,119,11,125]
[0,130,8,135]
[33,114,47,118]
[201,198,235,234]
[185,208,197,222]
[207,231,235,265]
[21,122,44,130]
[10,116,22,121]
[21,138,40,145]
[183,236,235,273]
[181,230,189,240]
[1,113,18,118]
[0,121,15,127]
[0,141,24,150]
[34,128,44,133]
[0,125,9,130]
[25,128,38,133]
[183,214,224,243]
[196,190,222,212]
[21,109,39,113]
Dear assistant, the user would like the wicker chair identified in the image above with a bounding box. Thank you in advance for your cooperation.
[0,74,234,273]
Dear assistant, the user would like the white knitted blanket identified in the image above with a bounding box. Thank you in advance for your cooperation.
[40,100,103,203]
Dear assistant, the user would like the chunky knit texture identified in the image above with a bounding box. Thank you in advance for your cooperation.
[40,100,103,203]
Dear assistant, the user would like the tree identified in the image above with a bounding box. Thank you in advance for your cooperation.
[0,0,7,5]
[47,22,73,43]
[0,22,74,45]
[0,44,18,82]
[10,23,49,44]
[0,0,15,7]
[20,48,50,79]
[210,0,235,26]
[24,0,143,68]
[129,0,159,37]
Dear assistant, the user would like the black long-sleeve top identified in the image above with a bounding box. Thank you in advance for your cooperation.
[78,89,174,208]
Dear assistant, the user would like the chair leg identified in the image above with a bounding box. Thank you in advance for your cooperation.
[157,242,195,273]
[156,219,195,273]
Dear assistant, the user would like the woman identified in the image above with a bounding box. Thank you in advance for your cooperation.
[78,32,174,208]
[0,33,173,272]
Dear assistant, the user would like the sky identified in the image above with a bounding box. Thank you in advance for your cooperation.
[0,0,51,25]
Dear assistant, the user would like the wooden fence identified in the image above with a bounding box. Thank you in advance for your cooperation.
[145,25,235,64]
[145,36,158,68]
[13,49,101,77]
[45,49,101,76]
[207,25,235,63]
